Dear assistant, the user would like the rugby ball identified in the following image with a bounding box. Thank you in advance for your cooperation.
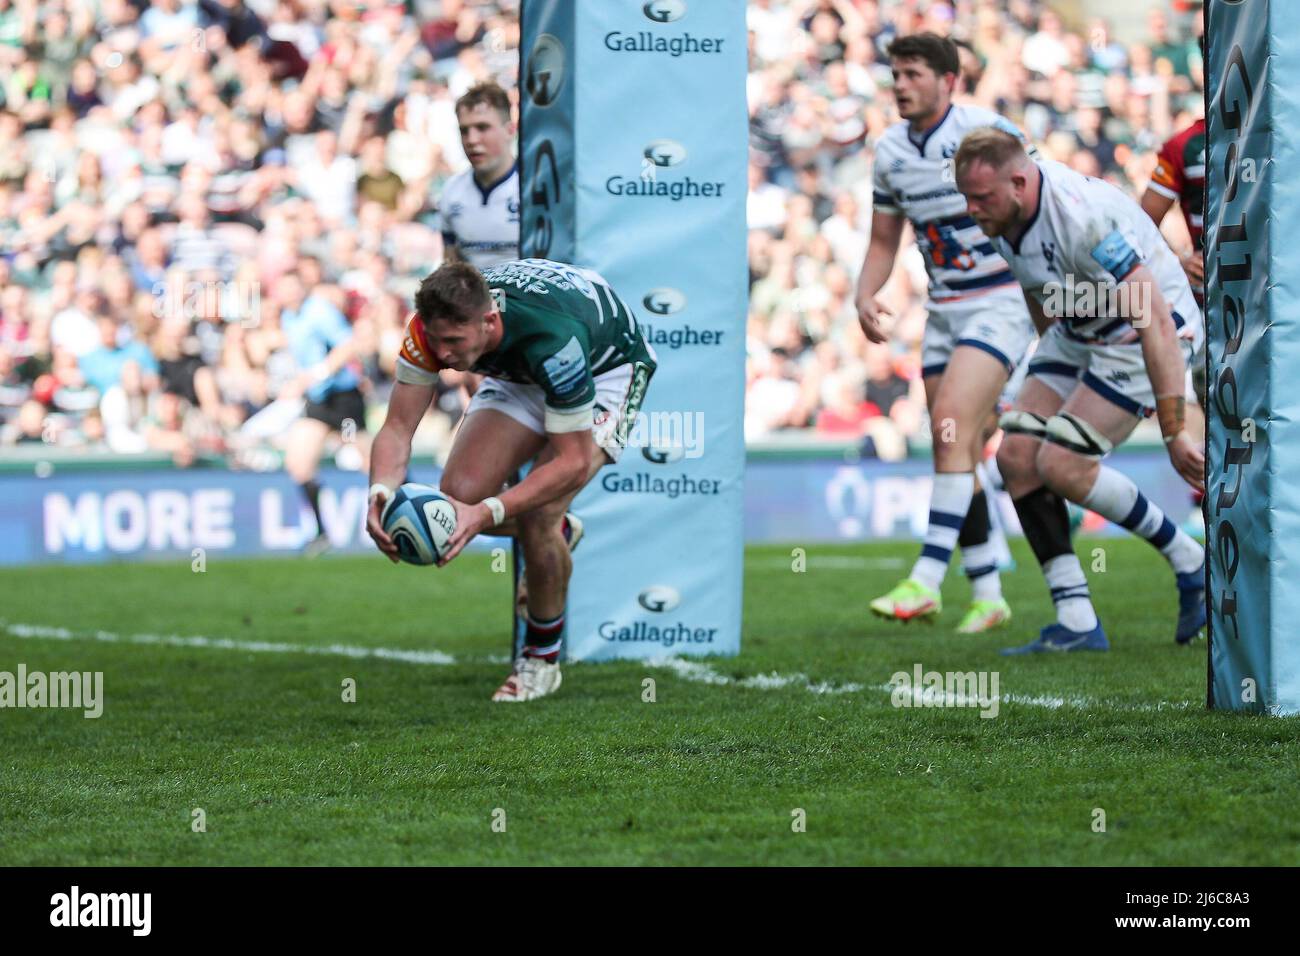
[381,483,457,566]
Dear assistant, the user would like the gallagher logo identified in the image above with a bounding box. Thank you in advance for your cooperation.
[642,287,686,315]
[638,585,681,612]
[642,443,686,465]
[525,34,565,107]
[644,139,687,168]
[643,0,687,22]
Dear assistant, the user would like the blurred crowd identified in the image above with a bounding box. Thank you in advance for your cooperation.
[743,0,1204,446]
[0,0,1206,461]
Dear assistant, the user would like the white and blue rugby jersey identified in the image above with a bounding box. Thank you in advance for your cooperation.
[872,104,1028,305]
[435,163,520,269]
[987,159,1202,346]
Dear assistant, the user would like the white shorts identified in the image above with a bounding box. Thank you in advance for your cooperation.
[465,363,649,463]
[922,284,1037,382]
[1026,323,1197,418]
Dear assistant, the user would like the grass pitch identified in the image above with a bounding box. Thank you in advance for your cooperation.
[1,538,1297,866]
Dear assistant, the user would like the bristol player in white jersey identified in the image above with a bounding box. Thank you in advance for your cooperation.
[954,127,1207,654]
[856,33,1037,635]
[437,82,520,270]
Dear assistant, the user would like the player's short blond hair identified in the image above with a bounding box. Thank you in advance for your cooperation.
[954,127,1029,178]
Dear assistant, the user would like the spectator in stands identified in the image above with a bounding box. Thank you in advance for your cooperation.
[0,0,1206,464]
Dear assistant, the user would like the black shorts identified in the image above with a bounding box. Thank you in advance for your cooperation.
[304,388,367,432]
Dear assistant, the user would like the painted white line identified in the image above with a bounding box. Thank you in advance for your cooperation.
[750,556,906,571]
[647,657,1193,710]
[0,621,456,666]
[1,620,1197,711]
[871,681,1193,712]
[647,657,865,695]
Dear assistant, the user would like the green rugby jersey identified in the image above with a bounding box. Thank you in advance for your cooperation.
[397,258,656,431]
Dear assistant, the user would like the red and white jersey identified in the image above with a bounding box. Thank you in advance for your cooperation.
[1148,118,1206,254]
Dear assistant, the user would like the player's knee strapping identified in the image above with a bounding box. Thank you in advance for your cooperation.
[998,409,1048,440]
[999,410,1112,459]
[1043,412,1112,459]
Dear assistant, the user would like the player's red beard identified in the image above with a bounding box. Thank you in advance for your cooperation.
[977,196,1022,239]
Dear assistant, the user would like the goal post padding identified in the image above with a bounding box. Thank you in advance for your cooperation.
[1205,0,1300,714]
[514,0,748,662]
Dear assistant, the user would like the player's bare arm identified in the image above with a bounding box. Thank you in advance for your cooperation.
[855,210,905,343]
[366,379,436,561]
[439,427,595,566]
[1140,188,1203,286]
[1126,264,1204,491]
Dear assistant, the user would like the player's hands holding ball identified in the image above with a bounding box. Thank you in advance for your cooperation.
[436,495,494,566]
[366,484,400,563]
[368,483,462,566]
[855,293,892,344]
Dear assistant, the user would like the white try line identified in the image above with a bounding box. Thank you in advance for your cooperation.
[874,681,1195,713]
[646,657,1195,711]
[646,656,866,695]
[0,620,1196,711]
[0,620,457,666]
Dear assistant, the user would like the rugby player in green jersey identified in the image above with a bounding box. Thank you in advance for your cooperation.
[366,259,657,701]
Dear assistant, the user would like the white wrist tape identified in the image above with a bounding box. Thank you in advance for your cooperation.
[481,496,506,527]
[368,483,393,505]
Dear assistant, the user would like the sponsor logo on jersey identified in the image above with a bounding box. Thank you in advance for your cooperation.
[1089,229,1142,280]
[541,336,588,397]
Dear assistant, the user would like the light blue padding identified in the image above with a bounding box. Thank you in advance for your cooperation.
[1205,0,1298,714]
[519,0,747,662]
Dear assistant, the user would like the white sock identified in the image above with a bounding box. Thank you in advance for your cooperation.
[910,472,975,591]
[963,541,1003,601]
[1043,554,1098,631]
[1083,466,1203,574]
